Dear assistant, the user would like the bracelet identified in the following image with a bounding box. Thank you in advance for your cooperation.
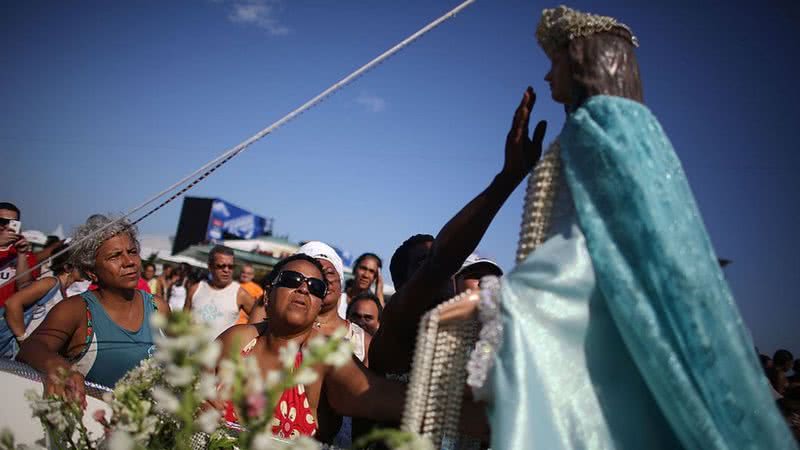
[14,334,27,343]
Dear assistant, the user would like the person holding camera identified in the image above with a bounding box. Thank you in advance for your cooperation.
[0,202,38,307]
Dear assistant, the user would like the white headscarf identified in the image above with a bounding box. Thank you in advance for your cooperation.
[295,241,344,288]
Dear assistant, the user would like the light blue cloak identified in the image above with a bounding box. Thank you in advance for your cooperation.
[487,96,795,449]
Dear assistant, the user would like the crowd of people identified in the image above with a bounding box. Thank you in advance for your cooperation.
[0,198,505,445]
[1,3,798,448]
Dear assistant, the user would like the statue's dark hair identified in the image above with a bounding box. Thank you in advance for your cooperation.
[567,30,643,107]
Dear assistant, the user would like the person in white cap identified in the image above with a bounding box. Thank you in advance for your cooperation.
[454,253,503,294]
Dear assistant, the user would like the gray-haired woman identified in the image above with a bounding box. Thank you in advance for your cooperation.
[17,215,169,406]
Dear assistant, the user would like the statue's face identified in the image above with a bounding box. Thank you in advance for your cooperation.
[545,49,572,104]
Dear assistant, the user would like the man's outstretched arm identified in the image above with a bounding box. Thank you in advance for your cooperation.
[370,87,546,372]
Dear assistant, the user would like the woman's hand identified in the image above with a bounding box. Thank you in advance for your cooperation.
[45,369,87,409]
[375,270,385,305]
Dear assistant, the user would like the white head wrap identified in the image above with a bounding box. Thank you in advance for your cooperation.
[295,241,344,287]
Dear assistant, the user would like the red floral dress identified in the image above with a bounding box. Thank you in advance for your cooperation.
[223,338,318,438]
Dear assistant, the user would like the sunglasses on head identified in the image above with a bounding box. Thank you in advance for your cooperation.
[273,270,327,299]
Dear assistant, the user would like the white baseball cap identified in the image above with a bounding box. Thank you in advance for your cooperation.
[295,241,344,287]
[456,253,503,278]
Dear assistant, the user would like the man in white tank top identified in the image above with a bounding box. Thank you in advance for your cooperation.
[183,245,255,340]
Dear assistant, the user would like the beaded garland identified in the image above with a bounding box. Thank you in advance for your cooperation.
[401,290,480,448]
[516,141,562,264]
[465,275,502,401]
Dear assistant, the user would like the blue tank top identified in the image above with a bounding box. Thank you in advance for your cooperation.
[72,290,157,387]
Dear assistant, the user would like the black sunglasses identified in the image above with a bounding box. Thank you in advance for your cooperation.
[273,270,327,299]
[0,218,12,227]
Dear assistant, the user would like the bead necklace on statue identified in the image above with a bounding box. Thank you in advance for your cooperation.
[516,141,562,263]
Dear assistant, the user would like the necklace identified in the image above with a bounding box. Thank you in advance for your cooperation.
[313,312,336,329]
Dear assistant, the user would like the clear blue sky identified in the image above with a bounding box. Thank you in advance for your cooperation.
[2,0,798,353]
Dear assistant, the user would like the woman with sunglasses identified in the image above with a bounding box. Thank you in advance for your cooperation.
[17,215,170,406]
[214,253,404,440]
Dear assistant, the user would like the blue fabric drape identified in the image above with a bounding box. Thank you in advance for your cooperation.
[561,95,794,449]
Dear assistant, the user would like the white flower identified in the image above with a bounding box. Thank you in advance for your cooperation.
[289,436,321,450]
[252,431,280,450]
[330,326,348,340]
[394,434,434,450]
[241,356,266,394]
[217,359,236,386]
[175,335,201,353]
[293,367,318,386]
[279,341,300,369]
[197,373,218,401]
[324,342,353,367]
[197,341,221,369]
[24,390,40,403]
[196,408,221,434]
[165,365,195,387]
[151,386,180,413]
[138,415,158,439]
[150,312,167,330]
[264,370,282,390]
[45,410,68,432]
[306,335,326,352]
[107,431,134,450]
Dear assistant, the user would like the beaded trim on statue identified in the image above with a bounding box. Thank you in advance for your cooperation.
[401,290,480,448]
[516,141,562,264]
[465,276,502,401]
[536,5,638,58]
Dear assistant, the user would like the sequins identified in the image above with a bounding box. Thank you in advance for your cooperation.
[536,6,638,58]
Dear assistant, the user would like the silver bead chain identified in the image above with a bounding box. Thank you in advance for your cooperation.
[402,290,481,448]
[516,141,562,264]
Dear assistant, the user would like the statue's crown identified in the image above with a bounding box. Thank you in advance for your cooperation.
[536,5,638,57]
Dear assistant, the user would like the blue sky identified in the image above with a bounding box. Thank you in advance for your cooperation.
[2,0,798,353]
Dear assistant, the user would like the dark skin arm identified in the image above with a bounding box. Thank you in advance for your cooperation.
[236,287,256,316]
[13,237,34,290]
[374,270,384,307]
[183,282,199,312]
[153,294,171,315]
[369,88,546,372]
[33,239,64,266]
[324,355,405,421]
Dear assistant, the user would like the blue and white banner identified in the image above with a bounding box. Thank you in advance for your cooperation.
[207,199,271,242]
